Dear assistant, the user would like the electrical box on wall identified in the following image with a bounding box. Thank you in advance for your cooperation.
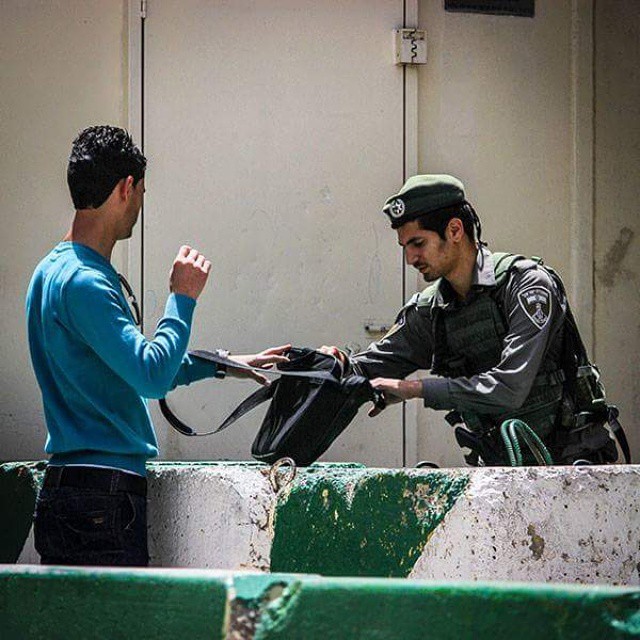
[394,29,427,65]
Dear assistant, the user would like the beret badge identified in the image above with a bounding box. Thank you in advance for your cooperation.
[389,198,405,218]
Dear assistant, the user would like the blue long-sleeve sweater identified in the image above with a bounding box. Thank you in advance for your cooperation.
[25,242,218,475]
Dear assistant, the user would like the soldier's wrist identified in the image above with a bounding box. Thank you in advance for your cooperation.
[407,379,423,399]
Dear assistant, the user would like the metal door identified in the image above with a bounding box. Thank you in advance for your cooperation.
[137,0,411,466]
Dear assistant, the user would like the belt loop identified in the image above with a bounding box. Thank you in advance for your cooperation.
[109,470,119,495]
[48,465,63,488]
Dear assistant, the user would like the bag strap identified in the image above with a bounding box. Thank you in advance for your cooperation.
[159,382,277,437]
[608,405,632,464]
[159,348,357,438]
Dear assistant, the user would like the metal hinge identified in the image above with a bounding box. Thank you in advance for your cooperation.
[394,29,427,65]
[140,0,147,19]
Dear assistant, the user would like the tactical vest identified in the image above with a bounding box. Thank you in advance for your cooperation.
[416,253,565,440]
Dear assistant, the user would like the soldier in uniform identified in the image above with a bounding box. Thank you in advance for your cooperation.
[323,175,623,466]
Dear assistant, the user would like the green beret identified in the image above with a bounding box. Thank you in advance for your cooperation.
[382,174,466,228]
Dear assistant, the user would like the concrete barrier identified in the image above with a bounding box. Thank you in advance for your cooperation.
[1,565,639,639]
[4,462,640,584]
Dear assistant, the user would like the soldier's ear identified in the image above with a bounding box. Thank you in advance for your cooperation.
[446,217,464,242]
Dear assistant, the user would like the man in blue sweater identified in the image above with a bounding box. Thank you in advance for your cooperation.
[26,125,289,566]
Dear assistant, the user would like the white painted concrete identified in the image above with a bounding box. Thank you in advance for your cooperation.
[410,466,640,585]
[151,464,640,585]
[147,464,274,570]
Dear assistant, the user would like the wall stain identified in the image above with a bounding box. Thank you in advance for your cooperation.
[597,227,635,287]
[527,524,545,560]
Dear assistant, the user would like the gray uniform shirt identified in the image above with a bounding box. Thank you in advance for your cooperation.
[350,248,567,416]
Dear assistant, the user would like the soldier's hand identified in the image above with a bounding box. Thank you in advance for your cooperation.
[170,246,211,300]
[368,378,422,417]
[227,344,291,386]
[319,345,347,367]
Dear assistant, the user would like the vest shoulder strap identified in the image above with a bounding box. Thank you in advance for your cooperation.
[492,252,528,287]
[414,252,530,309]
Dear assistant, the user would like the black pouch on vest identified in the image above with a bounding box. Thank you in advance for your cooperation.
[556,296,631,463]
[159,347,384,466]
[552,421,618,464]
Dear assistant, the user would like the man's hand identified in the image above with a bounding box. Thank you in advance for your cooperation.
[170,246,211,300]
[368,378,422,417]
[227,344,291,386]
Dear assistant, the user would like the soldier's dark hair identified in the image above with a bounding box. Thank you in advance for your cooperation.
[416,202,480,243]
[67,125,147,209]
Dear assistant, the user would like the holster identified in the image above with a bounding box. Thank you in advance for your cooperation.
[454,426,506,467]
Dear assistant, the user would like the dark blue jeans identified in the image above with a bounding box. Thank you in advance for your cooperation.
[34,486,149,566]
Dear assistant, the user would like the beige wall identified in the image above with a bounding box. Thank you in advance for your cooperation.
[0,1,128,460]
[594,1,640,458]
[1,1,638,466]
[415,0,639,466]
[416,0,576,466]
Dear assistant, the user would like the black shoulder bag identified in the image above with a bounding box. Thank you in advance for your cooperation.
[159,347,385,466]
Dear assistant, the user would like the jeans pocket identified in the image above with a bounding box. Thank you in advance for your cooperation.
[34,494,68,560]
[55,493,125,555]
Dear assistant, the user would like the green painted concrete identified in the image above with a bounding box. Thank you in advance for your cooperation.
[0,462,45,563]
[2,567,639,639]
[0,566,228,640]
[270,467,469,577]
[255,578,640,640]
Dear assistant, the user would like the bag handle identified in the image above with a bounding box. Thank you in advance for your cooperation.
[159,348,354,438]
[190,348,340,381]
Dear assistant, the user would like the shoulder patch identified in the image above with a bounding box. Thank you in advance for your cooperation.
[381,319,404,340]
[518,285,552,329]
[381,309,408,340]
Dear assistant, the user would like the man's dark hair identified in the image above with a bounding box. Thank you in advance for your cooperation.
[67,125,147,209]
[416,202,478,241]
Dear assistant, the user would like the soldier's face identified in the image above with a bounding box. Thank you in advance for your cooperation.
[397,220,457,282]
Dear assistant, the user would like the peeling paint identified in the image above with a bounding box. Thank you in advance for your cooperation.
[6,462,640,586]
[270,468,469,577]
[414,466,640,584]
[254,581,303,640]
[229,576,293,640]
